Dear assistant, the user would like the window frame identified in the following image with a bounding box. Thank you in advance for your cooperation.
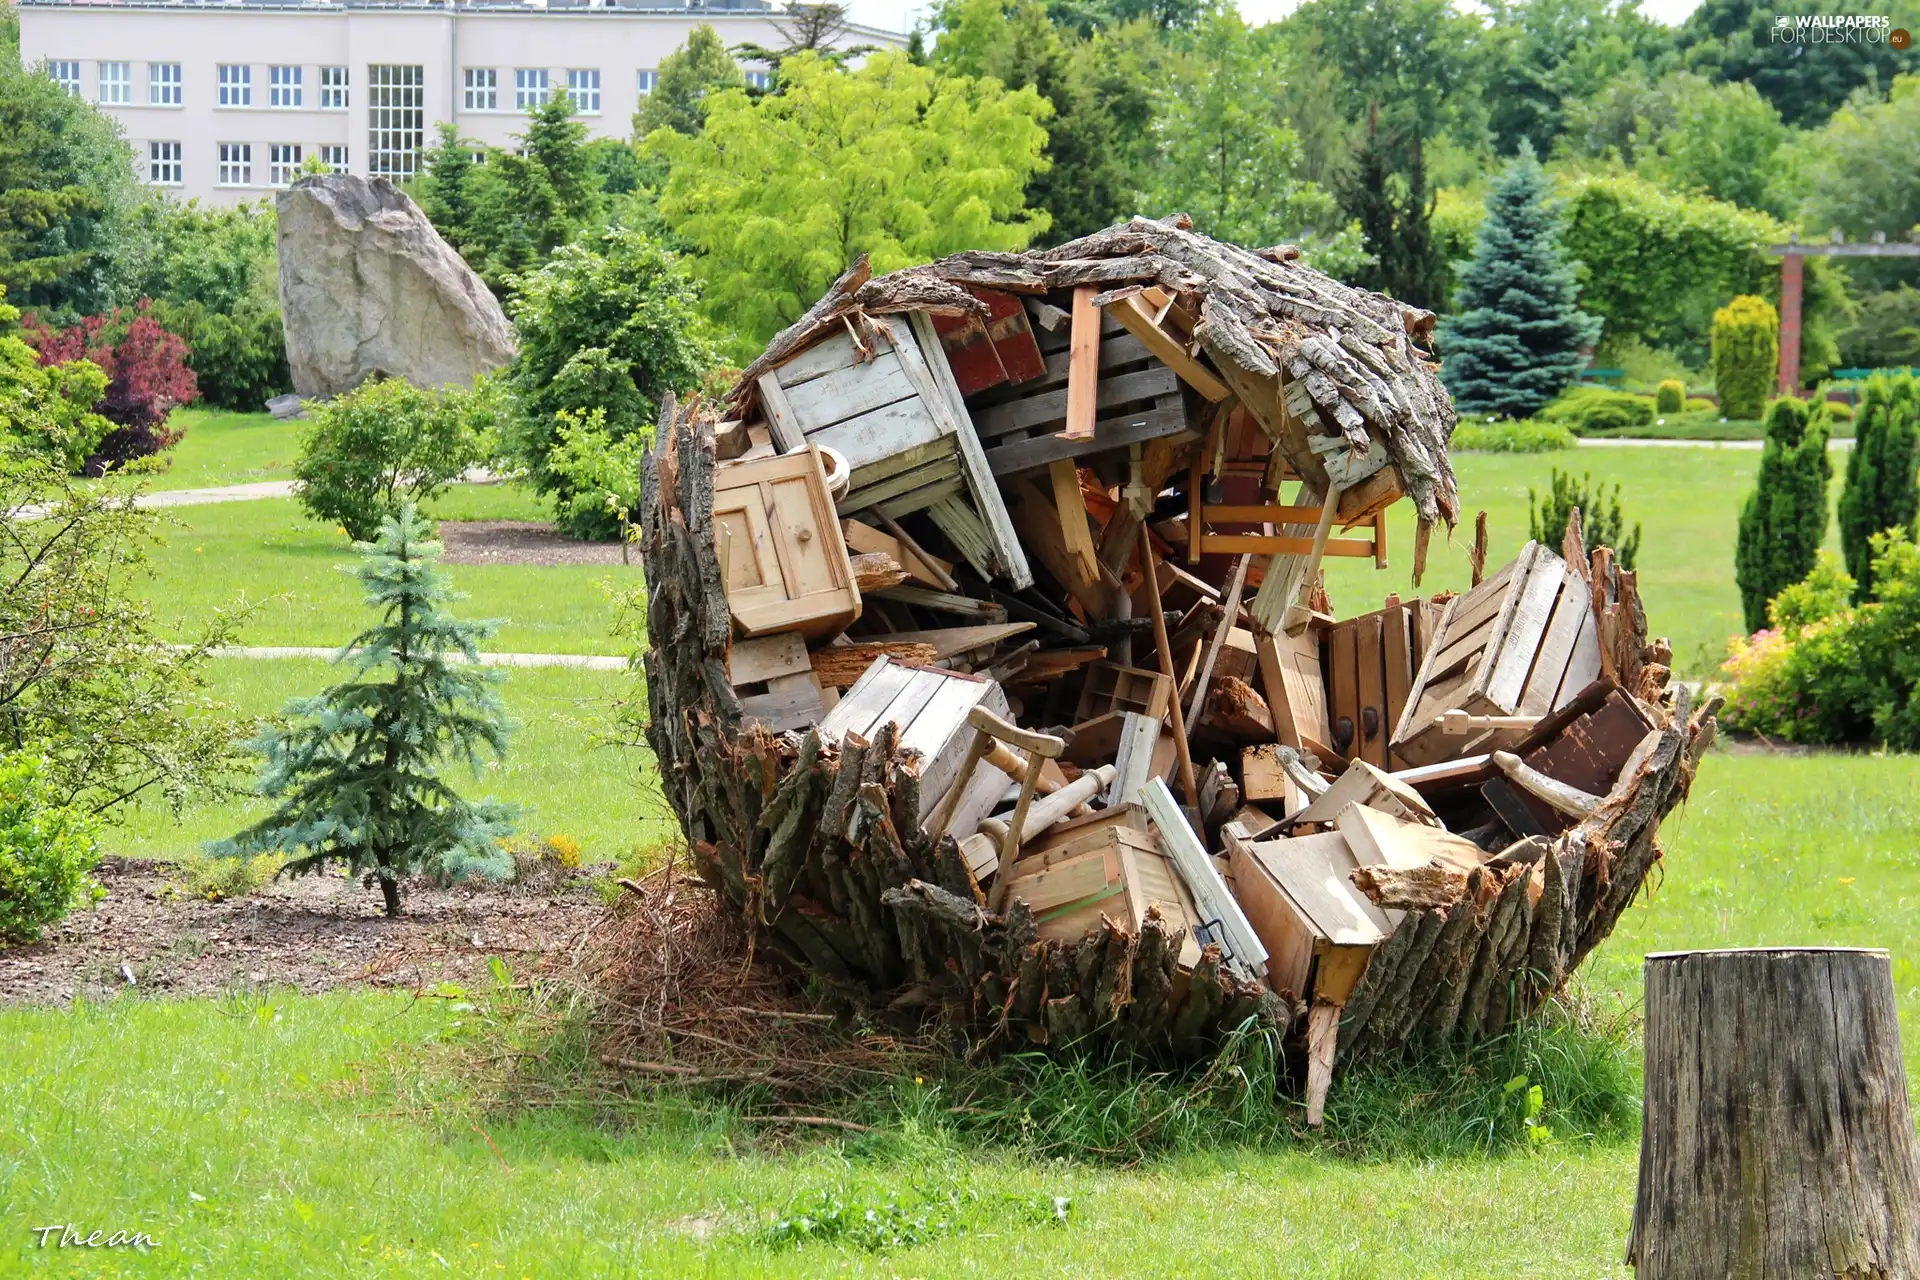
[217,64,252,108]
[269,65,303,109]
[320,66,349,111]
[367,63,426,181]
[268,142,303,186]
[149,63,183,107]
[513,67,548,112]
[48,61,82,97]
[318,143,348,174]
[566,68,600,115]
[636,69,658,96]
[463,67,497,112]
[147,141,182,186]
[217,142,254,187]
[97,61,131,106]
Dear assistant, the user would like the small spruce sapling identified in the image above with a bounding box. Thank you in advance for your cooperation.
[1527,468,1641,569]
[213,505,517,916]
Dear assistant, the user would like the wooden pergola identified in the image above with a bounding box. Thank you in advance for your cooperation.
[1768,232,1920,393]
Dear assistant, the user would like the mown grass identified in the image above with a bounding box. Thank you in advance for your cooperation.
[141,491,632,656]
[1320,443,1848,676]
[108,657,672,866]
[5,751,1915,1276]
[139,409,298,490]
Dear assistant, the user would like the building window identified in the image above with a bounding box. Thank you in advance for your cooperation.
[98,62,131,105]
[218,143,253,186]
[47,61,82,97]
[513,68,547,112]
[150,63,182,106]
[367,64,425,180]
[268,143,303,186]
[318,144,348,173]
[270,65,302,108]
[320,66,348,110]
[464,67,496,111]
[742,69,773,91]
[148,141,182,186]
[566,69,600,114]
[636,69,658,95]
[218,64,251,107]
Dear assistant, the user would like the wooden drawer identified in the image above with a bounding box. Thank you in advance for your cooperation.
[713,445,861,641]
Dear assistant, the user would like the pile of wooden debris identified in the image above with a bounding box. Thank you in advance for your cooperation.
[638,217,1716,1122]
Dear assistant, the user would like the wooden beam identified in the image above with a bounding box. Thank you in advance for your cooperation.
[1199,534,1378,557]
[1139,527,1199,805]
[1107,292,1232,402]
[1059,284,1101,442]
[1048,459,1102,584]
[1184,553,1253,733]
[756,372,806,453]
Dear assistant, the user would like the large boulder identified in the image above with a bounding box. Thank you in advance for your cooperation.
[277,175,515,398]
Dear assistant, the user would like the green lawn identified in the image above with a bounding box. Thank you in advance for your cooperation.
[1322,442,1846,676]
[5,751,1917,1277]
[110,658,671,866]
[143,489,631,656]
[142,409,300,490]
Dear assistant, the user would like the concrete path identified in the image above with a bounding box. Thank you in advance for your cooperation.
[139,480,298,507]
[213,645,628,671]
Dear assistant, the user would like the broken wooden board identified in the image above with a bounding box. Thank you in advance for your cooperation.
[811,641,940,688]
[872,623,1036,661]
[713,446,862,640]
[1291,759,1439,829]
[1227,827,1389,1004]
[1256,622,1334,761]
[842,518,955,590]
[927,286,1046,396]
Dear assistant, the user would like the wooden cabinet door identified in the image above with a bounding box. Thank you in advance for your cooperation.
[713,446,861,640]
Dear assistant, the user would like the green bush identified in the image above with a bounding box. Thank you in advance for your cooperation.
[0,751,102,945]
[1450,419,1578,453]
[1539,384,1656,433]
[150,298,289,411]
[1721,533,1920,747]
[1684,396,1717,413]
[1655,379,1685,413]
[294,378,494,540]
[1826,399,1853,422]
[1734,396,1832,632]
[1711,295,1778,421]
[169,851,284,903]
[1528,468,1642,568]
[544,408,646,542]
[1837,373,1919,601]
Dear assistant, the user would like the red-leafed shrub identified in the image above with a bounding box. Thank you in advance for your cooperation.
[22,302,199,472]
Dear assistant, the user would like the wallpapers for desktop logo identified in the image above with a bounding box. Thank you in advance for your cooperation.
[1769,12,1905,43]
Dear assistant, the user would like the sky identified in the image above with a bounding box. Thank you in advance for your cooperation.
[842,0,1706,39]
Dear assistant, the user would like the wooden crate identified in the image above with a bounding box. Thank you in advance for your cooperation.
[1322,594,1436,767]
[1390,542,1599,767]
[817,656,1009,820]
[1074,661,1173,724]
[964,302,1198,478]
[1228,830,1390,1004]
[713,445,861,641]
[1255,621,1334,761]
[1003,806,1203,965]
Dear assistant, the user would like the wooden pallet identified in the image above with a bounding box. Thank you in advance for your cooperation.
[964,302,1200,478]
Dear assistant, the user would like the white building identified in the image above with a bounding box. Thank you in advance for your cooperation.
[17,0,905,206]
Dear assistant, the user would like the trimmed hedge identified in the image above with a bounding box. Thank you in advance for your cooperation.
[1711,295,1778,422]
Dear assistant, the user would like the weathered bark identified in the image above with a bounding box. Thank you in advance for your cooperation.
[1629,948,1920,1279]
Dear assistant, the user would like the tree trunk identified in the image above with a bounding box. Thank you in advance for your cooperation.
[1629,948,1920,1279]
[380,873,401,918]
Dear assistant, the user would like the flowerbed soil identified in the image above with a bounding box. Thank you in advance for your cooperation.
[0,856,608,1006]
[436,520,630,568]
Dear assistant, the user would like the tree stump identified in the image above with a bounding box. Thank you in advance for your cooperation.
[1629,948,1920,1279]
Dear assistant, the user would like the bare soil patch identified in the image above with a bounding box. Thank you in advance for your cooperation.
[0,857,609,1007]
[436,520,632,568]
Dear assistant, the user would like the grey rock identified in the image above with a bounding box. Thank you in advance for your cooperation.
[276,175,515,398]
[265,392,308,420]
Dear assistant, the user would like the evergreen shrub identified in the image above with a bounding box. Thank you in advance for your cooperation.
[1734,396,1832,632]
[1528,468,1642,567]
[1837,373,1919,601]
[1655,379,1685,413]
[1711,295,1778,421]
[1450,419,1577,453]
[1539,385,1655,433]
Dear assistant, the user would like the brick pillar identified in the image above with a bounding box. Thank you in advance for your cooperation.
[1778,252,1804,395]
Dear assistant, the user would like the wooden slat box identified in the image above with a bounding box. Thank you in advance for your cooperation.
[965,302,1199,477]
[1002,806,1203,966]
[1389,541,1599,767]
[713,445,861,641]
[1229,830,1391,1004]
[817,656,1009,821]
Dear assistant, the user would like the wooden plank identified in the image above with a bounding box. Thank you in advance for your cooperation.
[737,683,823,731]
[1483,549,1568,710]
[842,518,954,590]
[1556,605,1604,706]
[1199,503,1327,524]
[875,585,1008,620]
[986,402,1191,476]
[1184,553,1253,731]
[1107,292,1231,402]
[1256,626,1333,760]
[772,327,880,388]
[728,632,809,686]
[1144,778,1267,976]
[906,310,1032,590]
[810,641,937,689]
[1382,599,1413,768]
[870,476,965,522]
[1048,459,1102,584]
[1061,284,1101,441]
[1012,480,1111,617]
[1199,534,1378,558]
[1518,576,1588,718]
[1108,711,1164,806]
[818,657,914,741]
[1245,833,1390,947]
[1328,622,1359,762]
[756,372,806,453]
[1356,613,1388,767]
[842,455,962,514]
[781,349,918,430]
[976,366,1182,438]
[878,622,1035,659]
[1292,758,1437,828]
[807,399,946,474]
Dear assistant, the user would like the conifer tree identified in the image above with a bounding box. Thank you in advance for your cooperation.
[214,506,516,916]
[1735,395,1833,633]
[1440,143,1600,418]
[1838,372,1920,602]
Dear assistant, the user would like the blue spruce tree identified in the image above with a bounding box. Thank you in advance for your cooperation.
[1440,144,1600,419]
[214,505,517,916]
